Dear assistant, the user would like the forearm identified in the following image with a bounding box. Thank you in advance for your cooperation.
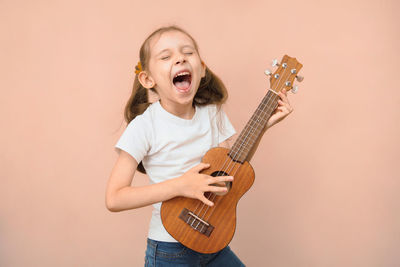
[108,177,181,212]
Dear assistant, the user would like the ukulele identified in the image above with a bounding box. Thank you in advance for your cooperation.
[161,55,303,253]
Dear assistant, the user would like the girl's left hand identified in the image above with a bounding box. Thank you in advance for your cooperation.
[266,89,294,129]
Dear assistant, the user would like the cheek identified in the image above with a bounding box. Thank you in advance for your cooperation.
[160,65,172,82]
[150,65,170,84]
[194,60,204,76]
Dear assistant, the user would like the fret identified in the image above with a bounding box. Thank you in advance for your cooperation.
[230,144,251,157]
[229,93,278,162]
[228,81,280,162]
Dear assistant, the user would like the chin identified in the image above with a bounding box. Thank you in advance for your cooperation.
[173,81,199,103]
[176,95,196,106]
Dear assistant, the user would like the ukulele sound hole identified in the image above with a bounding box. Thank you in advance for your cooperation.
[210,171,232,196]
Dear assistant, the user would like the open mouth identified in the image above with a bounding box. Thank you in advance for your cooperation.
[173,71,192,92]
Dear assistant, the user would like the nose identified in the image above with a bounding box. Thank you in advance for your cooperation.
[175,53,186,65]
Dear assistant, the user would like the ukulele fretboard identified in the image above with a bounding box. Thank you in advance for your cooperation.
[228,90,278,163]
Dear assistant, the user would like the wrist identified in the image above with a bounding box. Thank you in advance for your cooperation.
[170,175,185,198]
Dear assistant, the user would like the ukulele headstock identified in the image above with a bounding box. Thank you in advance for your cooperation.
[264,55,303,94]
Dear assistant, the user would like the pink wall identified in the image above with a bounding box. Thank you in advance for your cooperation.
[1,0,399,266]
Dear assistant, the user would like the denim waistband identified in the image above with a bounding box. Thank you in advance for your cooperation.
[147,238,182,248]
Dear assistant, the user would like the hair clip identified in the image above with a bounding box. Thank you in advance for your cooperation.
[135,61,143,74]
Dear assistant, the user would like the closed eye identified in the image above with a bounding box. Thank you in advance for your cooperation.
[161,52,193,60]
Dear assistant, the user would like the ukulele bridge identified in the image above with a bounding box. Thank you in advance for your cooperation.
[179,208,214,237]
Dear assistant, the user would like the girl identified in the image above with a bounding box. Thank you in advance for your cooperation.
[106,25,293,266]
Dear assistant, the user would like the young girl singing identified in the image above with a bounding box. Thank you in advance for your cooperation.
[106,25,293,266]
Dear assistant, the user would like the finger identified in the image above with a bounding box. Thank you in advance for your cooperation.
[279,89,287,97]
[277,106,290,114]
[191,162,210,173]
[214,181,226,187]
[279,90,290,102]
[200,194,214,206]
[277,100,293,112]
[279,102,293,112]
[208,185,228,193]
[277,101,291,113]
[214,176,234,183]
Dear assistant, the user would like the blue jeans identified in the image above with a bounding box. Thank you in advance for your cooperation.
[144,238,246,266]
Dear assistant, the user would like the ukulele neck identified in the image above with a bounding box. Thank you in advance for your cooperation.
[228,89,279,163]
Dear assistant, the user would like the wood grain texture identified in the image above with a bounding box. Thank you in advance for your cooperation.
[160,147,255,253]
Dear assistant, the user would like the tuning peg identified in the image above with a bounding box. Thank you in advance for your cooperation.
[296,75,304,82]
[291,85,299,94]
[264,69,272,76]
[272,59,280,67]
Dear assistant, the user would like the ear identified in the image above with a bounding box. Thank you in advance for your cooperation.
[138,71,155,89]
[201,60,206,78]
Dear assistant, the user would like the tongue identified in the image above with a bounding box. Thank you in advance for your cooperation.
[175,80,190,91]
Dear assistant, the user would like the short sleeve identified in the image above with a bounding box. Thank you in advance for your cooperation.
[114,116,151,163]
[214,105,236,144]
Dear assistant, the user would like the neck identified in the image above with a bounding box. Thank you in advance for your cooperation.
[159,99,195,120]
[228,89,280,163]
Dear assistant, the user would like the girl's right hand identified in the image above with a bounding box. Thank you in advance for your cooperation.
[176,163,234,206]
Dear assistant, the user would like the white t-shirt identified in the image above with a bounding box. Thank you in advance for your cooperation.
[114,100,236,242]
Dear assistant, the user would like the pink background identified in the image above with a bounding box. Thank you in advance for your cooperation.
[1,0,399,266]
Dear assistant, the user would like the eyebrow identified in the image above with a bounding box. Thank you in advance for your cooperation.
[156,45,195,56]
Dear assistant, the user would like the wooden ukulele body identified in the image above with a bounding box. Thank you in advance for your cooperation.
[160,147,255,254]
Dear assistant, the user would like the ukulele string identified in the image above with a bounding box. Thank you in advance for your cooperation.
[203,66,289,211]
[188,96,272,222]
[188,116,242,227]
[188,64,289,232]
[207,64,289,195]
[192,94,279,232]
[200,94,280,225]
[192,92,280,230]
[188,110,239,226]
[199,66,289,225]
